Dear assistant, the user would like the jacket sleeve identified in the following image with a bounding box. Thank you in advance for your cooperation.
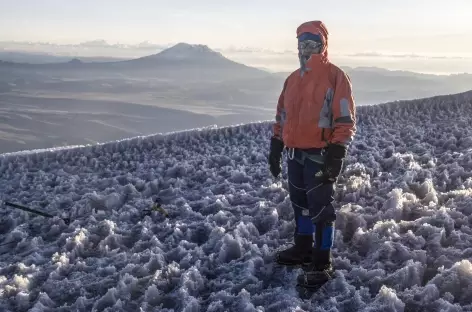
[273,78,288,140]
[330,70,356,146]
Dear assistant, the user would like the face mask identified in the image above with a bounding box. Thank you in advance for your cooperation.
[298,39,323,73]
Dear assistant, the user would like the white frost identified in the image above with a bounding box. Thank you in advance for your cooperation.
[1,90,472,311]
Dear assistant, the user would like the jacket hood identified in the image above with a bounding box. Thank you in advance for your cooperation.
[296,20,329,64]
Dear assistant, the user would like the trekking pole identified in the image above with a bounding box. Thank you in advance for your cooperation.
[1,201,70,225]
[0,241,17,247]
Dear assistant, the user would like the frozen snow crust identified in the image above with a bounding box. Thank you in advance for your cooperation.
[1,90,472,311]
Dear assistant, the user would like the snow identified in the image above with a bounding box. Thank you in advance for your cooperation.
[144,43,225,61]
[1,90,472,311]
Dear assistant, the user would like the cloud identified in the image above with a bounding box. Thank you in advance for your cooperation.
[346,52,472,60]
[0,40,173,59]
[0,40,171,51]
[215,46,293,55]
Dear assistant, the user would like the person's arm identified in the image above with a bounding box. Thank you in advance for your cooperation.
[273,78,288,140]
[330,70,356,148]
[321,69,357,182]
[269,78,288,178]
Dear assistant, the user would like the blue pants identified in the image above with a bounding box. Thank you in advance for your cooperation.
[287,148,336,250]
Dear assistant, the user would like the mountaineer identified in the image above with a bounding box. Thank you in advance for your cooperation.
[268,20,357,289]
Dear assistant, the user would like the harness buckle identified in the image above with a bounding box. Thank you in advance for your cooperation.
[288,147,295,160]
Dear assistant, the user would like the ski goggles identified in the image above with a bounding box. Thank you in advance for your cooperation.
[298,40,323,56]
[297,32,323,55]
[298,32,322,43]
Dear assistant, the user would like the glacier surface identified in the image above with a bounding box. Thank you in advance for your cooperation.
[1,91,472,311]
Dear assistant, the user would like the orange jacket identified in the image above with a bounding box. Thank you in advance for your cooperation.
[273,21,356,149]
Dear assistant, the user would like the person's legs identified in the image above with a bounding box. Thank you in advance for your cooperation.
[297,157,337,287]
[276,155,314,265]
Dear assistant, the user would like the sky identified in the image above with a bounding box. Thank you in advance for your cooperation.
[1,0,472,73]
[1,0,471,54]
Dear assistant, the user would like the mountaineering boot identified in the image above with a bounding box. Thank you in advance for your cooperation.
[276,235,313,266]
[296,249,335,290]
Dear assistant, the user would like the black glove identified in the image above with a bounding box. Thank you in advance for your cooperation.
[321,144,347,183]
[268,136,284,178]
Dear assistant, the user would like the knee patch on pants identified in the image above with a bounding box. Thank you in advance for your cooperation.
[297,215,315,235]
[314,222,335,250]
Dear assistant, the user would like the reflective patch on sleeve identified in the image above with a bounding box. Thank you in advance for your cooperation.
[275,109,286,135]
[318,88,334,128]
[340,98,351,117]
[334,116,353,124]
[281,109,286,135]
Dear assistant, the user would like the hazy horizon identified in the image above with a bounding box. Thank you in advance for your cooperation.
[2,40,472,75]
[2,0,472,74]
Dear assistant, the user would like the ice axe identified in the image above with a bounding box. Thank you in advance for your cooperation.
[1,201,70,225]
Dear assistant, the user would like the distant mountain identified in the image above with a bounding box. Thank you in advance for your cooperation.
[274,66,472,105]
[134,43,223,62]
[2,46,472,104]
[117,43,271,80]
[342,67,472,104]
[0,51,72,64]
[0,43,271,82]
[0,51,130,64]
